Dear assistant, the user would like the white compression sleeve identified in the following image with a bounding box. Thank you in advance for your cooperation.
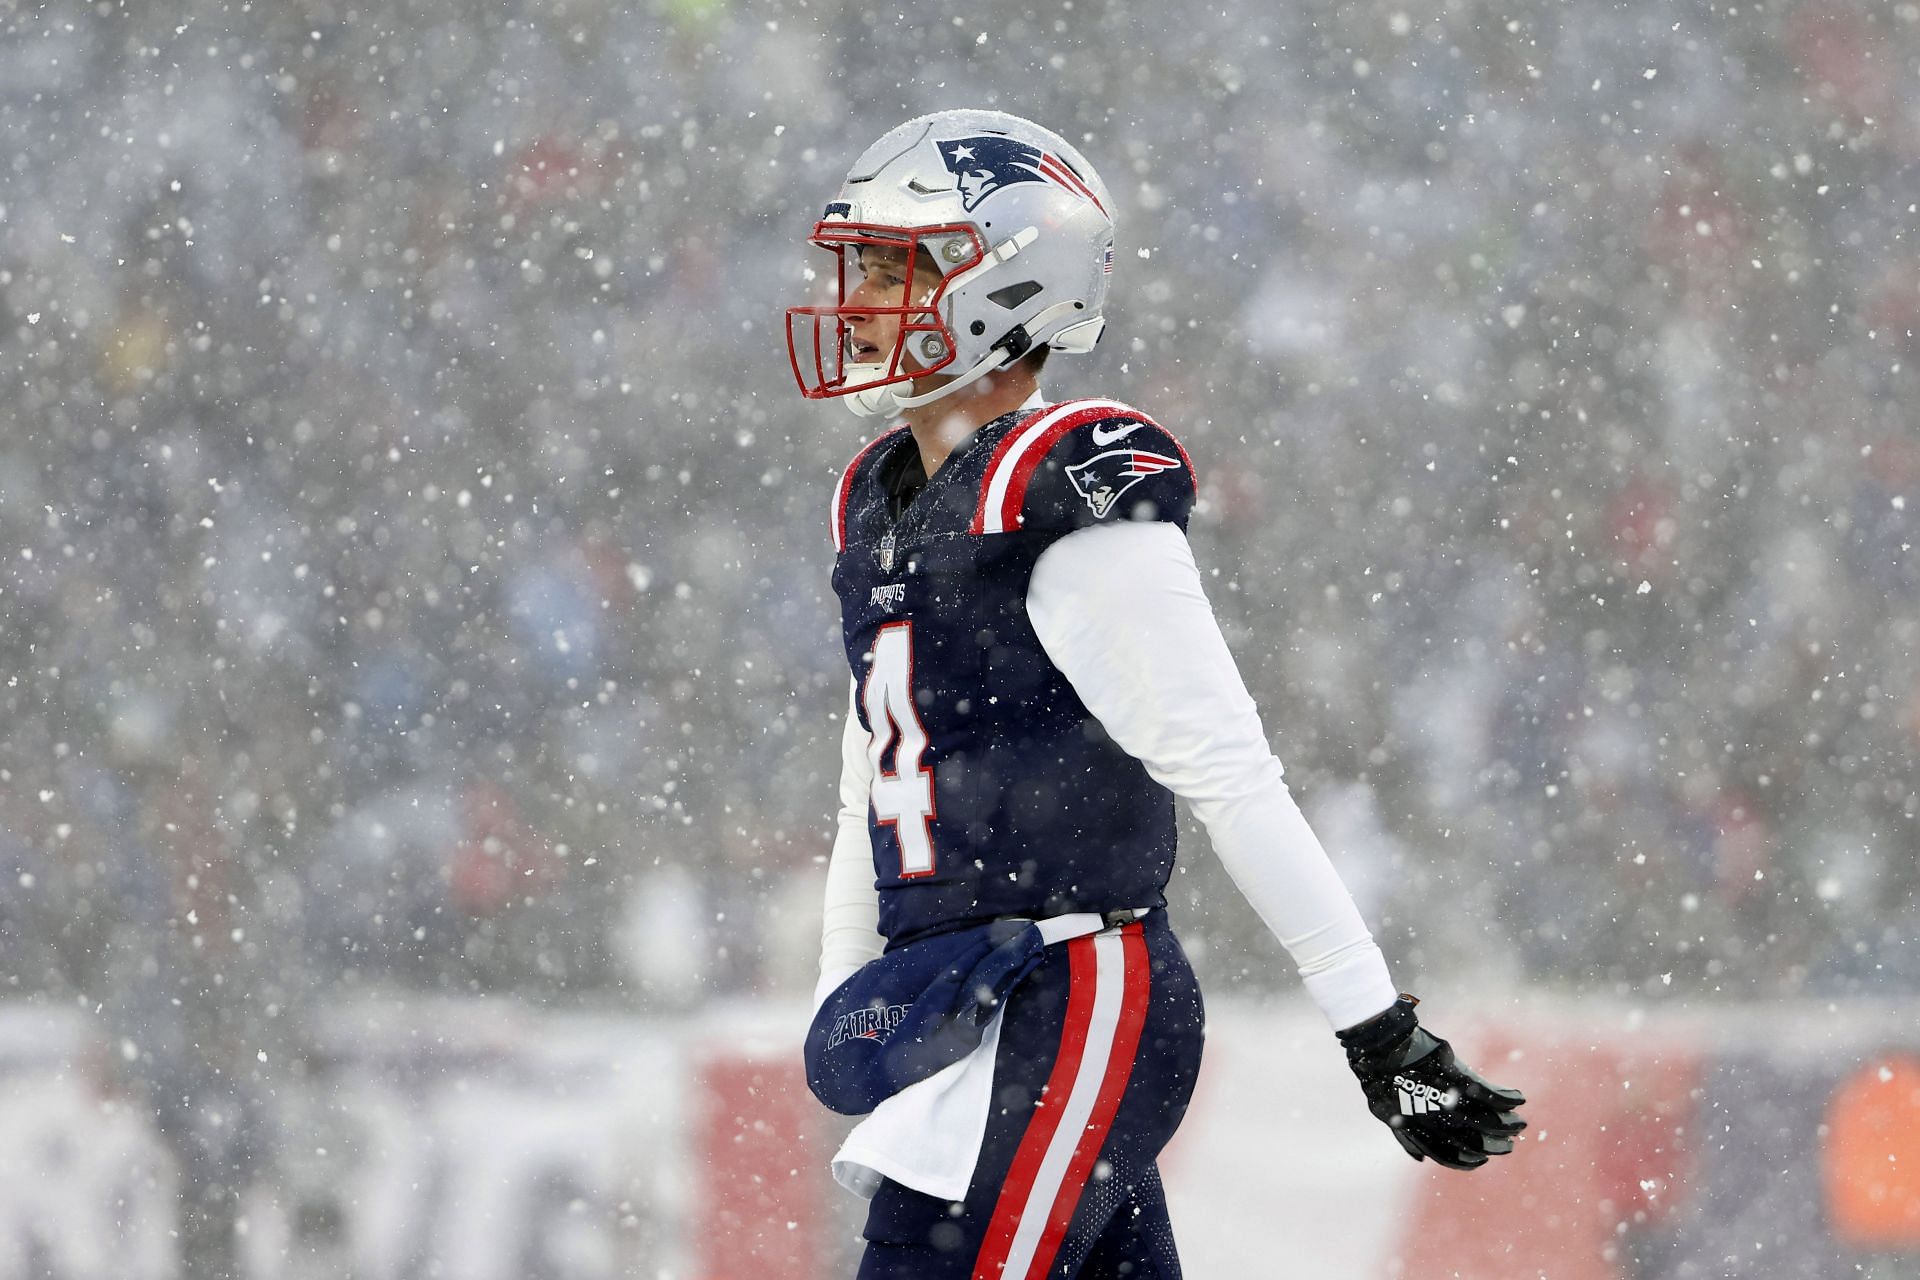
[1027,520,1399,1030]
[815,677,884,1011]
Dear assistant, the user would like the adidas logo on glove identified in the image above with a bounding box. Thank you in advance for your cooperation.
[1395,1075,1460,1116]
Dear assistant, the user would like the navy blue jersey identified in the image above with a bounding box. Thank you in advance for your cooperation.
[829,398,1198,948]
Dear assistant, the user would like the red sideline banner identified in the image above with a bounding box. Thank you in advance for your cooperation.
[1400,1031,1703,1279]
[694,1049,829,1280]
[1392,1004,1920,1279]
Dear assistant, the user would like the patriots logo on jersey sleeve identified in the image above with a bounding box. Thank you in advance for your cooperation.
[938,136,1107,215]
[1066,449,1184,519]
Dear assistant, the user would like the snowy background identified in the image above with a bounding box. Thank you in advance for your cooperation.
[2,0,1917,1276]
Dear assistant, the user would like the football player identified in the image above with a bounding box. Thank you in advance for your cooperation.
[790,109,1525,1279]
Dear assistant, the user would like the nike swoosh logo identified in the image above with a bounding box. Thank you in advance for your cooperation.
[1090,420,1143,445]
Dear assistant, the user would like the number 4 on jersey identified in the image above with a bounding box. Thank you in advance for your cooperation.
[862,622,937,878]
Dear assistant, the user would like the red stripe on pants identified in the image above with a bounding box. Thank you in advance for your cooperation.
[1028,926,1152,1271]
[973,935,1098,1277]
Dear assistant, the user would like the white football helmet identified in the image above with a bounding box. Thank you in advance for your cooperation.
[786,109,1116,417]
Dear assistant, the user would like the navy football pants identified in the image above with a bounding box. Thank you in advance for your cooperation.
[857,914,1206,1279]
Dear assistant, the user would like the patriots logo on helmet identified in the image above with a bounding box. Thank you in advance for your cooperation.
[1067,449,1183,519]
[939,136,1108,215]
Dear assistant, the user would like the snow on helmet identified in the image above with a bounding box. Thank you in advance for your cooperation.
[786,109,1115,418]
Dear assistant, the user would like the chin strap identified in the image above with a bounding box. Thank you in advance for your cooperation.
[842,346,1017,418]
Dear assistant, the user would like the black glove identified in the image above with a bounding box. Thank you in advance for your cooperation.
[1335,994,1526,1170]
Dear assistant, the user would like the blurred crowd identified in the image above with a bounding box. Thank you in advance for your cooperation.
[1,0,1917,1159]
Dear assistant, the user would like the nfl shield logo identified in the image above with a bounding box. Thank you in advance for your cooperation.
[878,534,897,571]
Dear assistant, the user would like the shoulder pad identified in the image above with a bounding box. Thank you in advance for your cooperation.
[970,399,1195,535]
[832,426,910,553]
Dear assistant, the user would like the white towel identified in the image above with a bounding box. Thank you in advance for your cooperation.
[829,910,1142,1202]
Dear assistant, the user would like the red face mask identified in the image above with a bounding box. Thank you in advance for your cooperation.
[786,221,986,403]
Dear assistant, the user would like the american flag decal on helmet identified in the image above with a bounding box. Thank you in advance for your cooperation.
[1103,244,1115,275]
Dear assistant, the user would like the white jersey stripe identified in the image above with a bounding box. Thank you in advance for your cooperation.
[997,930,1128,1279]
[978,398,1131,534]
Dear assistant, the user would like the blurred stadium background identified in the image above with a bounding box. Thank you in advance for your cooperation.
[2,0,1917,1275]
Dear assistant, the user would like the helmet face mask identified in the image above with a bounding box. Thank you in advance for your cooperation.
[786,221,986,403]
[785,110,1116,417]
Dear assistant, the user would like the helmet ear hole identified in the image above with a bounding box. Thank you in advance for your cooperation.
[987,280,1043,310]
